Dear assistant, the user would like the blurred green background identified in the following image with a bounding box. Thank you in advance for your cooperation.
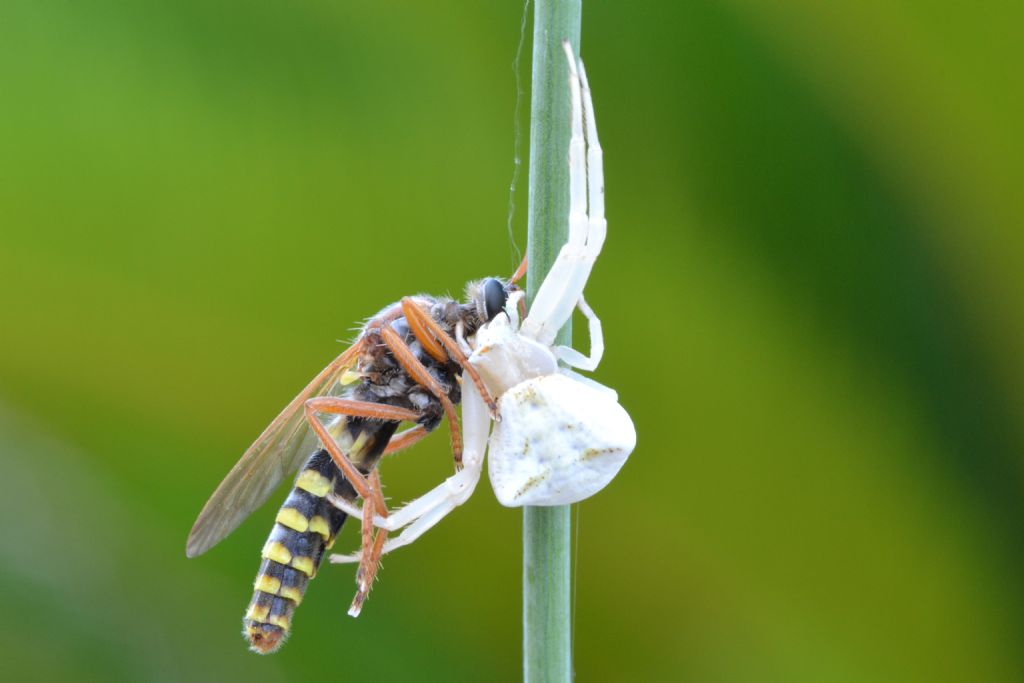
[2,1,1022,681]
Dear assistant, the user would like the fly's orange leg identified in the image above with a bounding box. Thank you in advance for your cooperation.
[379,325,465,467]
[383,425,430,456]
[511,255,528,283]
[356,470,385,584]
[303,398,419,500]
[303,398,421,617]
[400,297,499,418]
[402,299,448,363]
[324,425,430,516]
[350,470,390,616]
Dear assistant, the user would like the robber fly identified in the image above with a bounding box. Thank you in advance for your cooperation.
[186,271,522,654]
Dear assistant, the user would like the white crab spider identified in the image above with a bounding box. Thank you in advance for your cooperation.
[330,41,635,566]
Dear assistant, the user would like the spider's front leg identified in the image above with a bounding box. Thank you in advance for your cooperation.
[329,375,490,563]
[520,42,606,349]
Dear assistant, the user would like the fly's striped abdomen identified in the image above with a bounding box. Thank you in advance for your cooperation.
[243,417,398,654]
[244,449,347,654]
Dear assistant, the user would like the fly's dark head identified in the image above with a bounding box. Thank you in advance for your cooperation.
[466,277,520,325]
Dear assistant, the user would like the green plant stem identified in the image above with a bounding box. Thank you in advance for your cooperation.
[523,1,580,681]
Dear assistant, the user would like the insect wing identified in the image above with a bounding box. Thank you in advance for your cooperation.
[186,339,365,558]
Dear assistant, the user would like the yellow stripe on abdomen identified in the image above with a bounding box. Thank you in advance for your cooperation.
[244,418,399,654]
[244,449,350,654]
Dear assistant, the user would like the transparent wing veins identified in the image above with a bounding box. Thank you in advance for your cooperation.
[185,339,366,557]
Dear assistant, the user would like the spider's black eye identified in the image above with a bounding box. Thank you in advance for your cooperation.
[482,278,508,321]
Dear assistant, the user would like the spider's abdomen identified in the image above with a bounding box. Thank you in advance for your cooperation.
[488,374,635,507]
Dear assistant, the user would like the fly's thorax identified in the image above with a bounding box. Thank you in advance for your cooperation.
[469,314,557,397]
[358,306,464,433]
[430,298,470,333]
[356,333,456,439]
